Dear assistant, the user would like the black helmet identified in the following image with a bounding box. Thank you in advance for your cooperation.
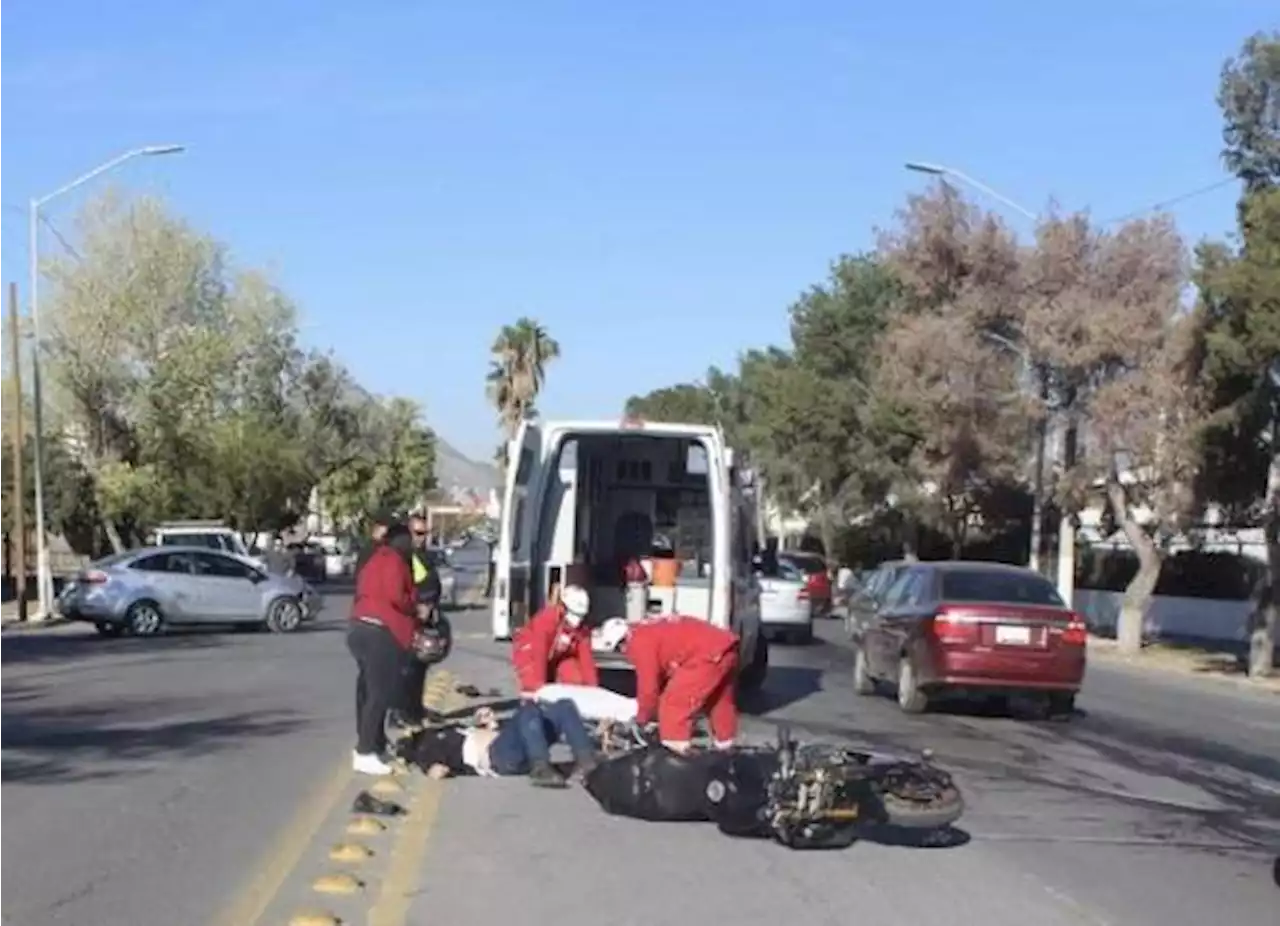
[411,615,453,665]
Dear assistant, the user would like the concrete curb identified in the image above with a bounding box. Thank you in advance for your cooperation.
[1,615,70,633]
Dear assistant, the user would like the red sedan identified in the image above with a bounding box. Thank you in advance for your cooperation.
[852,561,1086,717]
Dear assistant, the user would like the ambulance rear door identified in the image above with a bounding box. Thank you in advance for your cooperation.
[491,420,543,641]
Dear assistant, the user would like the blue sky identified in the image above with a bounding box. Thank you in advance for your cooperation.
[2,1,1270,460]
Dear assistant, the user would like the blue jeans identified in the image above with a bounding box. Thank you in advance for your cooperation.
[488,699,595,775]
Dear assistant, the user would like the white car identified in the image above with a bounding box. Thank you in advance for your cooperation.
[759,559,814,645]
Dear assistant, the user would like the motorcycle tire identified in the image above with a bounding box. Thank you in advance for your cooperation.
[878,783,965,830]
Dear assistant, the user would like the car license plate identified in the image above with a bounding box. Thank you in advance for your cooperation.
[995,625,1032,645]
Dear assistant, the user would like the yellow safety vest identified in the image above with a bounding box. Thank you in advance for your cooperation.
[412,553,430,585]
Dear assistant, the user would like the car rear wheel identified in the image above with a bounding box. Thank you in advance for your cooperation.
[125,601,164,636]
[896,656,929,714]
[1046,692,1076,719]
[736,634,769,697]
[852,646,876,695]
[266,598,304,633]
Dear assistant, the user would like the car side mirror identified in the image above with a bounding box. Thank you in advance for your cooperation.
[250,571,267,584]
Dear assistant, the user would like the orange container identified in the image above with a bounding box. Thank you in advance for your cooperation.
[649,558,681,588]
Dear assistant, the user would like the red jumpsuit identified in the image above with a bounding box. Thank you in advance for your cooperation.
[512,602,600,695]
[627,616,740,744]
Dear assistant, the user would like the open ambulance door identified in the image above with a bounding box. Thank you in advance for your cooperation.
[491,420,542,641]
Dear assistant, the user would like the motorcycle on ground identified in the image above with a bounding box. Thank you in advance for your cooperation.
[583,723,965,849]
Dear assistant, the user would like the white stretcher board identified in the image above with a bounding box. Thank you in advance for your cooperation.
[534,683,638,723]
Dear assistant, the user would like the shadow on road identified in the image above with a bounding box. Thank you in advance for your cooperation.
[1,627,240,668]
[1,621,344,669]
[740,665,825,716]
[784,704,1280,853]
[2,694,308,786]
[855,823,972,850]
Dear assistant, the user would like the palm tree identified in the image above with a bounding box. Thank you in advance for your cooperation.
[486,317,560,465]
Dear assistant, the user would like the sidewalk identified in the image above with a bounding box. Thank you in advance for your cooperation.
[1087,633,1280,693]
[0,600,64,630]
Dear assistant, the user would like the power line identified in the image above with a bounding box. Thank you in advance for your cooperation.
[1102,177,1238,225]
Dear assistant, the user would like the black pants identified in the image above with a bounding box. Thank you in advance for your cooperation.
[347,621,404,755]
[397,655,428,724]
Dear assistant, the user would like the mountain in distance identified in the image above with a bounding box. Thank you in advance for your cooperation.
[434,435,501,497]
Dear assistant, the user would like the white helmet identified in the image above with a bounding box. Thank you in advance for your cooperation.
[561,585,590,628]
[598,617,630,652]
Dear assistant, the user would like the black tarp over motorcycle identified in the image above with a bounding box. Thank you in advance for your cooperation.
[583,726,964,850]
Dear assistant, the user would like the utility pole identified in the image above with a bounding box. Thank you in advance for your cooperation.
[7,283,28,622]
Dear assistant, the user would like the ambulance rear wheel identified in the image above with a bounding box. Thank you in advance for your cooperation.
[737,635,769,697]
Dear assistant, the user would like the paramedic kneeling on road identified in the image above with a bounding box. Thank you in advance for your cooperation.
[512,584,599,696]
[598,615,739,754]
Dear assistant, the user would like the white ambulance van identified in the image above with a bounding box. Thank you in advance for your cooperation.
[490,417,768,693]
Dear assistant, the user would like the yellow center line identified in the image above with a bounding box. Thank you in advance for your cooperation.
[208,756,354,926]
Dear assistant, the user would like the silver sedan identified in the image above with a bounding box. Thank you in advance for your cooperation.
[56,546,323,636]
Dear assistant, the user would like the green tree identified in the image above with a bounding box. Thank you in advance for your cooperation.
[625,382,724,424]
[1193,32,1280,678]
[319,397,437,528]
[1,431,101,556]
[783,254,903,555]
[40,190,435,547]
[1218,31,1280,196]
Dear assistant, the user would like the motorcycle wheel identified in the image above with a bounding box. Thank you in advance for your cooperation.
[879,784,965,830]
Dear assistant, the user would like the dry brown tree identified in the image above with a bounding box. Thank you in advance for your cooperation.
[876,186,1203,651]
[1021,213,1202,651]
[874,185,1030,556]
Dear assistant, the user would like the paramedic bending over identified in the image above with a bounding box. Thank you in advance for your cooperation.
[512,585,599,696]
[598,615,739,754]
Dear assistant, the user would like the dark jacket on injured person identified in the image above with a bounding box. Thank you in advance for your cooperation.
[397,700,596,777]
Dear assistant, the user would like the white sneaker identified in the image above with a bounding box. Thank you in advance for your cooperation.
[352,751,393,776]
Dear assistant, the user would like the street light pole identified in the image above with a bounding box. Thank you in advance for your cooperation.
[904,162,1038,221]
[903,161,1058,582]
[27,145,185,620]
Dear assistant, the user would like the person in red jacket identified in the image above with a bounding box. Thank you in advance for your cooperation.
[512,584,599,696]
[598,615,739,754]
[348,522,420,776]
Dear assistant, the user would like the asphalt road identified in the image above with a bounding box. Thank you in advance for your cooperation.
[2,599,1277,926]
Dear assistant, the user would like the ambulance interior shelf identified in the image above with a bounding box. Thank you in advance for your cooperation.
[536,433,715,624]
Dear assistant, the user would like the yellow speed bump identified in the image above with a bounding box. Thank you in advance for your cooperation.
[287,911,340,926]
[328,842,373,863]
[312,873,364,895]
[346,816,386,836]
[370,778,403,795]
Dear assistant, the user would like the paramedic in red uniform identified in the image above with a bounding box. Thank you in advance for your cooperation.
[598,615,739,754]
[512,585,599,696]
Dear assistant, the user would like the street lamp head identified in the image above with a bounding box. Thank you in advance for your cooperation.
[905,161,946,176]
[141,145,186,156]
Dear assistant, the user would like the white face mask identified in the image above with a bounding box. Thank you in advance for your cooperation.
[563,611,584,630]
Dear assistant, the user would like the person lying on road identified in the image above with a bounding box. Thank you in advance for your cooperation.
[597,615,740,755]
[512,584,599,696]
[403,699,600,789]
